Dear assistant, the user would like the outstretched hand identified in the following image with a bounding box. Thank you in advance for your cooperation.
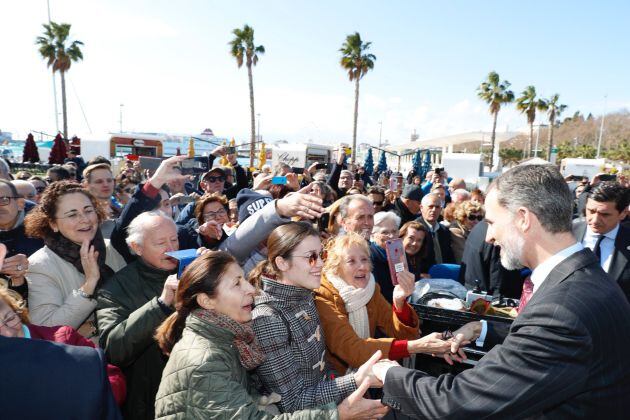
[338,378,389,420]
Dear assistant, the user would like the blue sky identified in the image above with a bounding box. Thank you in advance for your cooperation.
[1,0,628,145]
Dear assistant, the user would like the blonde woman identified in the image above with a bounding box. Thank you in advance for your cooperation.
[315,232,464,375]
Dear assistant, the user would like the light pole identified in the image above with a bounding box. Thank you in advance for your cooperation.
[119,104,124,133]
[378,121,383,148]
[257,113,261,142]
[596,94,607,158]
[47,0,60,133]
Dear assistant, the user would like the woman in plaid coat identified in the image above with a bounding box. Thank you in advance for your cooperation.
[250,222,386,414]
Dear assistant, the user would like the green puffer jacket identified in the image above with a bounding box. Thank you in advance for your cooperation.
[97,258,174,420]
[155,314,339,420]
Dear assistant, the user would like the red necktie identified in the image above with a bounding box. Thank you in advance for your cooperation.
[517,276,534,314]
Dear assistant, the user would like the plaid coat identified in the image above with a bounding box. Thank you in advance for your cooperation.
[252,278,357,413]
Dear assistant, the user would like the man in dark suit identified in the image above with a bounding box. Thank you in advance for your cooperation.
[0,336,121,419]
[373,165,630,419]
[416,192,455,265]
[573,181,630,302]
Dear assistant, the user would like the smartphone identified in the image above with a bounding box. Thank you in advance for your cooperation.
[567,175,581,181]
[385,239,408,286]
[179,158,206,175]
[226,146,236,154]
[389,178,398,192]
[435,167,443,175]
[599,174,617,181]
[139,156,166,171]
[165,249,199,278]
[272,176,287,185]
[317,213,330,232]
[292,167,305,175]
[315,163,328,170]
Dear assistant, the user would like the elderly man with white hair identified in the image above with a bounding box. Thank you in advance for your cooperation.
[97,210,180,419]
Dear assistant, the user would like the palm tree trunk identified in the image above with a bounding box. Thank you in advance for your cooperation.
[489,111,498,169]
[547,116,554,160]
[60,71,68,140]
[528,122,534,159]
[247,63,256,168]
[352,77,360,164]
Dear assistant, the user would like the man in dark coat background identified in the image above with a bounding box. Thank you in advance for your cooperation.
[372,165,630,419]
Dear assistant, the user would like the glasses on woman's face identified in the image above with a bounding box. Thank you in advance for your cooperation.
[0,196,20,206]
[55,207,97,223]
[289,250,327,267]
[203,208,228,221]
[467,214,483,221]
[377,229,398,238]
[0,311,21,329]
[35,186,46,193]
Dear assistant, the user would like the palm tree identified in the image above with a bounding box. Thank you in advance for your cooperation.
[36,22,83,141]
[539,94,567,160]
[476,71,514,169]
[229,24,265,168]
[340,32,376,164]
[515,86,545,159]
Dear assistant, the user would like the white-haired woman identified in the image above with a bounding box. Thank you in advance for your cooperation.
[369,211,402,303]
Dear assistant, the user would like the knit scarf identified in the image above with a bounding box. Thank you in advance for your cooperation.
[193,308,266,370]
[44,229,114,284]
[326,273,375,339]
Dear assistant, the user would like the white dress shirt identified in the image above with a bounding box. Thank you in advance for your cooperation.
[582,224,619,273]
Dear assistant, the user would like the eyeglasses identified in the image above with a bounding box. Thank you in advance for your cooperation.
[0,196,20,206]
[468,214,484,221]
[0,312,21,329]
[203,208,228,221]
[55,207,96,222]
[372,201,384,206]
[122,188,135,194]
[35,186,46,193]
[289,250,327,267]
[204,176,226,183]
[377,230,398,238]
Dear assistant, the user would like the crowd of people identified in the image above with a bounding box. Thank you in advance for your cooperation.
[0,145,629,419]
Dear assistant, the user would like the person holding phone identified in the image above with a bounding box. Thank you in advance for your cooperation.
[315,232,467,375]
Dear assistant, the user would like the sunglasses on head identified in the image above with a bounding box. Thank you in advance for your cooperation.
[290,250,327,267]
[468,214,483,221]
[204,175,226,183]
[372,201,384,206]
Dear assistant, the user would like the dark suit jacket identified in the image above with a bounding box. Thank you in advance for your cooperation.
[573,220,630,301]
[416,216,455,265]
[0,336,122,420]
[382,249,630,419]
[458,220,524,298]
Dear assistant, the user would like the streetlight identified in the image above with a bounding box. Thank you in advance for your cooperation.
[378,121,383,148]
[119,104,124,133]
[596,94,607,159]
[257,113,261,142]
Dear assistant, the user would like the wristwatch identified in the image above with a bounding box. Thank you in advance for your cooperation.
[74,288,94,300]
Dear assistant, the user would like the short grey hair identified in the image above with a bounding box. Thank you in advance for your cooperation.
[126,211,176,251]
[373,211,401,233]
[338,194,372,219]
[340,170,353,178]
[421,193,443,206]
[490,165,572,233]
[451,189,470,202]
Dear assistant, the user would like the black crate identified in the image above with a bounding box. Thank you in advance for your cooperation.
[411,303,514,375]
